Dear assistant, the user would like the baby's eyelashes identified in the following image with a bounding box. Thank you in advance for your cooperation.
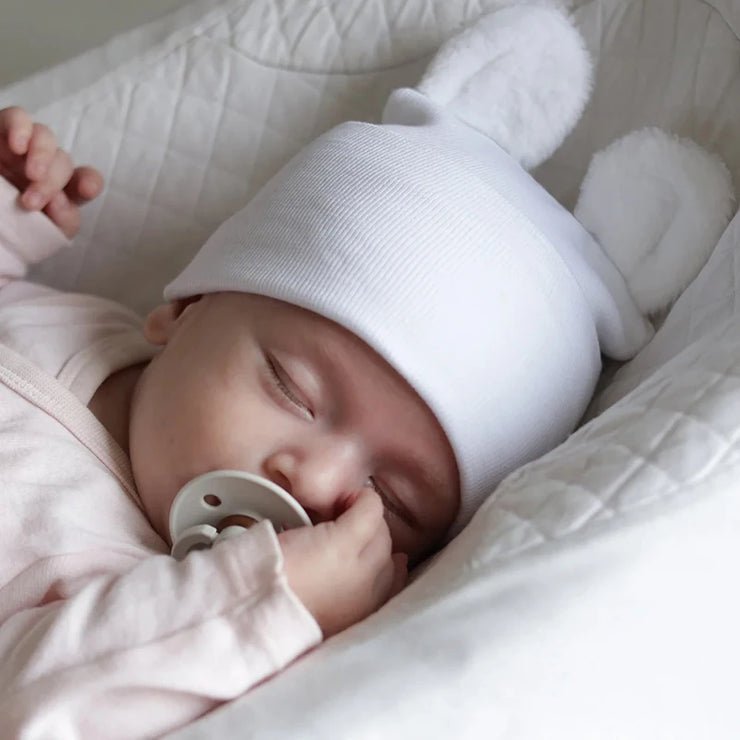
[365,476,416,529]
[265,354,314,420]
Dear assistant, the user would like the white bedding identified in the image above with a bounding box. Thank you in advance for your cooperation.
[1,0,740,737]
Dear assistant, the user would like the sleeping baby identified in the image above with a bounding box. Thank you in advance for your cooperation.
[0,6,731,738]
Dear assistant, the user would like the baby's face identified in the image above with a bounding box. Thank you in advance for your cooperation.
[130,292,460,562]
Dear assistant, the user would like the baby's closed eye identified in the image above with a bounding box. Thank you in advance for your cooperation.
[366,476,417,529]
[265,353,314,420]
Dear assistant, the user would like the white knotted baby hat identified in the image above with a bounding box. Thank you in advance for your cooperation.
[166,5,733,536]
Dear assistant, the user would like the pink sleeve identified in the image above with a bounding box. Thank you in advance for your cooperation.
[0,522,322,738]
[0,177,70,287]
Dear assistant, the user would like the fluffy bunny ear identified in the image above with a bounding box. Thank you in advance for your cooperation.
[417,4,592,170]
[575,128,735,317]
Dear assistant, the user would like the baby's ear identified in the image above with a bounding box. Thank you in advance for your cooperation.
[416,4,592,170]
[143,296,201,345]
[575,128,735,317]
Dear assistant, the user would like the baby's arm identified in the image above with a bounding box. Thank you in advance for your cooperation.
[0,522,321,738]
[0,490,402,737]
[0,106,103,285]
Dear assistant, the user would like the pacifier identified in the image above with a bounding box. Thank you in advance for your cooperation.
[168,470,312,560]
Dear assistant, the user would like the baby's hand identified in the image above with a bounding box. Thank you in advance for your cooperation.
[279,489,408,638]
[0,106,104,237]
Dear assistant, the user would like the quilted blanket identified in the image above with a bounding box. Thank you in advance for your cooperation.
[1,0,739,737]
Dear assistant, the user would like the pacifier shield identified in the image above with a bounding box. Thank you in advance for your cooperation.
[169,470,311,558]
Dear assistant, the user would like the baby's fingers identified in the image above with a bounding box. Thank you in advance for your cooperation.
[24,122,58,181]
[64,166,104,204]
[44,191,80,238]
[335,488,385,549]
[21,147,74,210]
[0,107,33,156]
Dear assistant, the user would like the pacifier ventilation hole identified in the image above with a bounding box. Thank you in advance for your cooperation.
[203,494,221,507]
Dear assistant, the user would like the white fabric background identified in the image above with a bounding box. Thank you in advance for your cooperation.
[1,0,739,737]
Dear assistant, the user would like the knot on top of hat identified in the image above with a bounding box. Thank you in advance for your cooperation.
[417,4,592,170]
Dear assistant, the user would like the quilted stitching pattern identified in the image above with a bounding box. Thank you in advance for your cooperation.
[0,0,734,319]
[15,4,459,313]
[448,315,740,571]
[213,0,505,72]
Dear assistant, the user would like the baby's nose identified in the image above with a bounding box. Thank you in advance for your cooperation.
[263,438,364,522]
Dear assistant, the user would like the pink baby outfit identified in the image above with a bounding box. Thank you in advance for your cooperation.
[0,178,321,738]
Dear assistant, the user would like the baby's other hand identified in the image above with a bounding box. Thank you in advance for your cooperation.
[0,106,104,237]
[279,488,408,638]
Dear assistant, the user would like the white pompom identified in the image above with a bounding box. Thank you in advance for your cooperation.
[575,128,735,316]
[417,4,592,170]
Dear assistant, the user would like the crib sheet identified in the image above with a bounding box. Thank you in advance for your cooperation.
[1,0,739,737]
